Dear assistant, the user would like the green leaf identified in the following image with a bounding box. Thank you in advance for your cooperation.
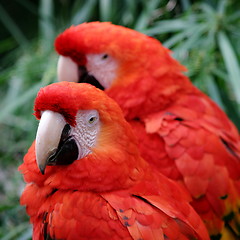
[134,0,161,30]
[16,227,32,240]
[227,10,240,23]
[212,68,228,80]
[218,31,240,105]
[0,38,17,54]
[180,0,191,11]
[142,19,189,35]
[206,75,226,111]
[197,2,216,17]
[2,76,23,107]
[99,0,112,21]
[39,0,55,46]
[162,23,206,49]
[122,0,137,26]
[170,24,207,50]
[0,82,42,123]
[217,0,227,15]
[0,204,15,212]
[0,4,28,46]
[71,0,98,25]
[1,223,30,240]
[16,0,38,14]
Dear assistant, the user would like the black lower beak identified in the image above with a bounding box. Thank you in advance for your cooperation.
[78,66,105,90]
[46,124,79,168]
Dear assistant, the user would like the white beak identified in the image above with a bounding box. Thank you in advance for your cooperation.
[57,56,79,82]
[35,110,66,174]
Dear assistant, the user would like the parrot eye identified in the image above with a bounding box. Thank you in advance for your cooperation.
[85,53,118,89]
[86,110,99,126]
[101,54,108,60]
[88,116,97,124]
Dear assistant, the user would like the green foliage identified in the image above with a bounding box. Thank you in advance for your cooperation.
[143,0,240,124]
[0,0,239,239]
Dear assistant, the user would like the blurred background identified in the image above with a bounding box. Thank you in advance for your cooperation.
[0,0,239,239]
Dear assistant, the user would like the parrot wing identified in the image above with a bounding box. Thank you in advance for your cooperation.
[102,180,210,240]
[20,173,209,240]
[20,183,136,240]
[141,94,240,236]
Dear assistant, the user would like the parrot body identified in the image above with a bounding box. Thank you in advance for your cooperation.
[55,22,240,239]
[19,82,209,240]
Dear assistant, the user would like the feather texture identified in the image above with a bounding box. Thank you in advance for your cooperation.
[55,22,240,238]
[19,82,209,240]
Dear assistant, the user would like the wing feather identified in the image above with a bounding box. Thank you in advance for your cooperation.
[142,94,240,236]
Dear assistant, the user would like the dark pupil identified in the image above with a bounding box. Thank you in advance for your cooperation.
[102,54,108,59]
[89,117,95,122]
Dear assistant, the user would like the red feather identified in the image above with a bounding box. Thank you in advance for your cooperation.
[55,22,240,238]
[19,82,209,240]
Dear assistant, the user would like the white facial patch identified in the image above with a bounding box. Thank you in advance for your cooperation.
[86,53,118,89]
[70,110,101,159]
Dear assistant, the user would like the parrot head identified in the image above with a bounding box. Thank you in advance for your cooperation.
[32,82,145,191]
[55,22,189,117]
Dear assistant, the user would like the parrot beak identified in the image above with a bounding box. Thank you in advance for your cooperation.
[57,56,79,83]
[36,110,66,174]
[35,110,79,174]
[57,55,105,90]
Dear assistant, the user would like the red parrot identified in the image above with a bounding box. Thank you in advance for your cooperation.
[19,82,209,240]
[54,22,240,239]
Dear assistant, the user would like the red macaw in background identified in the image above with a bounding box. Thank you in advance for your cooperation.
[19,82,209,240]
[55,22,240,239]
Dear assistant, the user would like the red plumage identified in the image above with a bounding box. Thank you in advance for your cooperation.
[19,82,209,240]
[55,22,240,238]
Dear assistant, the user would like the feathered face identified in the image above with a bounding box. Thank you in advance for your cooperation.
[32,82,143,191]
[55,22,185,91]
